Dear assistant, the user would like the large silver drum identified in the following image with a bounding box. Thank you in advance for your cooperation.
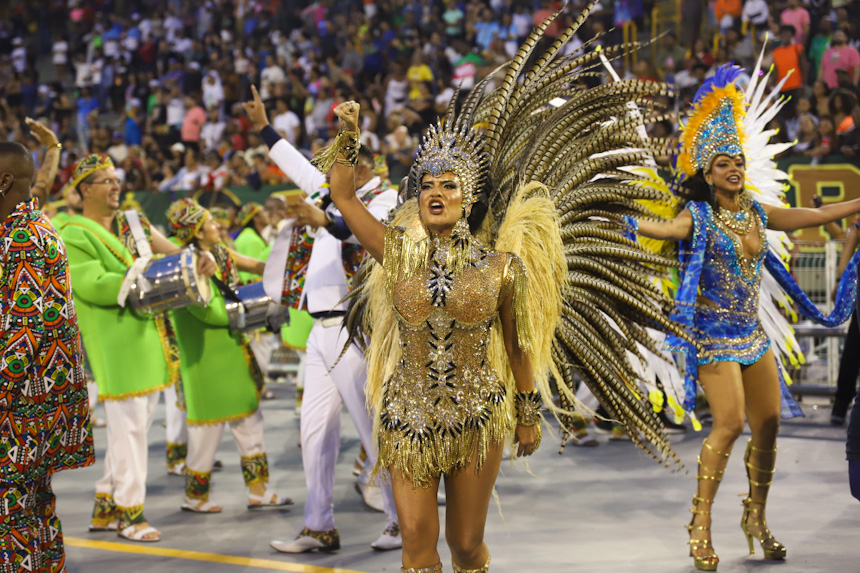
[225,281,289,333]
[127,249,212,314]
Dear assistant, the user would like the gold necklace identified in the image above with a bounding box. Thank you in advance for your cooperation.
[716,196,754,235]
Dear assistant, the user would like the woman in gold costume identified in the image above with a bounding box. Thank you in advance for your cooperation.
[328,100,540,573]
[307,6,694,572]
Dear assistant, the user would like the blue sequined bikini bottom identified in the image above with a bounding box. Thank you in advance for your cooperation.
[694,305,771,366]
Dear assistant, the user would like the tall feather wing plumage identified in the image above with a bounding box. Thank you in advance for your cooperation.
[743,43,805,380]
[478,5,686,468]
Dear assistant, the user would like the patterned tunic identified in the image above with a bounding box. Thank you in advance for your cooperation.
[0,199,94,572]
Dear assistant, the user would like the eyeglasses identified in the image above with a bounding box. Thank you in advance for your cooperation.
[89,178,121,186]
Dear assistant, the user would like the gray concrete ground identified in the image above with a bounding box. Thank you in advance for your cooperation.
[54,385,860,573]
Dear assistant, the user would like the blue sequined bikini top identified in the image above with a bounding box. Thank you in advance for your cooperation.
[697,199,768,317]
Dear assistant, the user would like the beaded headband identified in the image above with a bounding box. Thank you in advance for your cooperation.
[167,198,208,246]
[66,154,115,190]
[237,202,263,228]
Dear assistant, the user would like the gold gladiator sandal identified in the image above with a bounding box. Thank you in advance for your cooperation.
[687,440,730,571]
[741,440,787,560]
[401,564,443,573]
[452,556,490,572]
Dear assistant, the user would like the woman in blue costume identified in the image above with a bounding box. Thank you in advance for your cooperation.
[638,64,860,571]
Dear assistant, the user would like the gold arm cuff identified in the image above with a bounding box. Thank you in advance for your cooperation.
[311,129,361,173]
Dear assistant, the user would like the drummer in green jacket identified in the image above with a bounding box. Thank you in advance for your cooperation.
[233,202,270,283]
[167,198,291,512]
[59,154,216,542]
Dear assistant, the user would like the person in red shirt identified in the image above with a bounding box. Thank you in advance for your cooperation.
[772,25,808,114]
[715,0,743,32]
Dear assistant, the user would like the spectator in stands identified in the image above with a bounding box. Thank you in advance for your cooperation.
[820,30,860,90]
[839,104,860,157]
[781,0,811,47]
[656,31,687,78]
[474,8,501,53]
[200,107,226,152]
[443,0,465,40]
[180,94,206,150]
[832,91,858,136]
[773,25,808,113]
[383,122,416,182]
[691,38,715,69]
[160,147,210,192]
[812,80,832,117]
[272,99,301,146]
[125,99,144,146]
[836,69,860,99]
[107,131,129,164]
[812,115,837,160]
[791,114,820,156]
[742,0,770,30]
[715,0,742,34]
[809,17,833,83]
[406,52,434,100]
[121,147,153,193]
[787,97,814,141]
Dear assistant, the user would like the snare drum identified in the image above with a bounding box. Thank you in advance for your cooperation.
[225,281,289,333]
[127,249,212,314]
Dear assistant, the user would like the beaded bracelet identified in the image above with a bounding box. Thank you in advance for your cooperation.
[514,389,542,426]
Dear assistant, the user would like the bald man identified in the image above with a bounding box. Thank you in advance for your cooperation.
[0,139,94,571]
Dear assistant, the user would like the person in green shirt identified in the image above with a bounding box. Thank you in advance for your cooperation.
[166,198,291,512]
[808,17,833,82]
[233,202,270,282]
[60,154,215,542]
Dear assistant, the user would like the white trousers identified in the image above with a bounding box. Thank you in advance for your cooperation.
[164,384,188,446]
[186,410,266,475]
[301,319,397,531]
[95,392,159,510]
[250,332,281,377]
[87,381,98,411]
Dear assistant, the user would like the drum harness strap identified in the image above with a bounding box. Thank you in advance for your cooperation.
[117,210,154,307]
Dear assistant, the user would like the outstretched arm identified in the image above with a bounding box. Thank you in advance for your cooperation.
[763,199,860,232]
[26,118,61,205]
[637,209,694,242]
[327,102,386,263]
[229,249,266,275]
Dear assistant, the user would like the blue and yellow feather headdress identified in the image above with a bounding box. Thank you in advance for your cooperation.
[678,65,748,176]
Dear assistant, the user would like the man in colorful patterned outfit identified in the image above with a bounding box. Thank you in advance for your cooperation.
[59,154,214,542]
[0,134,94,571]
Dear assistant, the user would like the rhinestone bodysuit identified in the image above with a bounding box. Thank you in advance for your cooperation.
[377,226,525,487]
[693,199,770,365]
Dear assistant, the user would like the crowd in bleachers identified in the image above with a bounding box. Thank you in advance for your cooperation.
[0,0,859,204]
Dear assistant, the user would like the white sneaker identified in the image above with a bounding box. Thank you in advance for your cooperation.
[270,528,340,553]
[370,523,402,551]
[355,481,384,512]
[167,462,186,476]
